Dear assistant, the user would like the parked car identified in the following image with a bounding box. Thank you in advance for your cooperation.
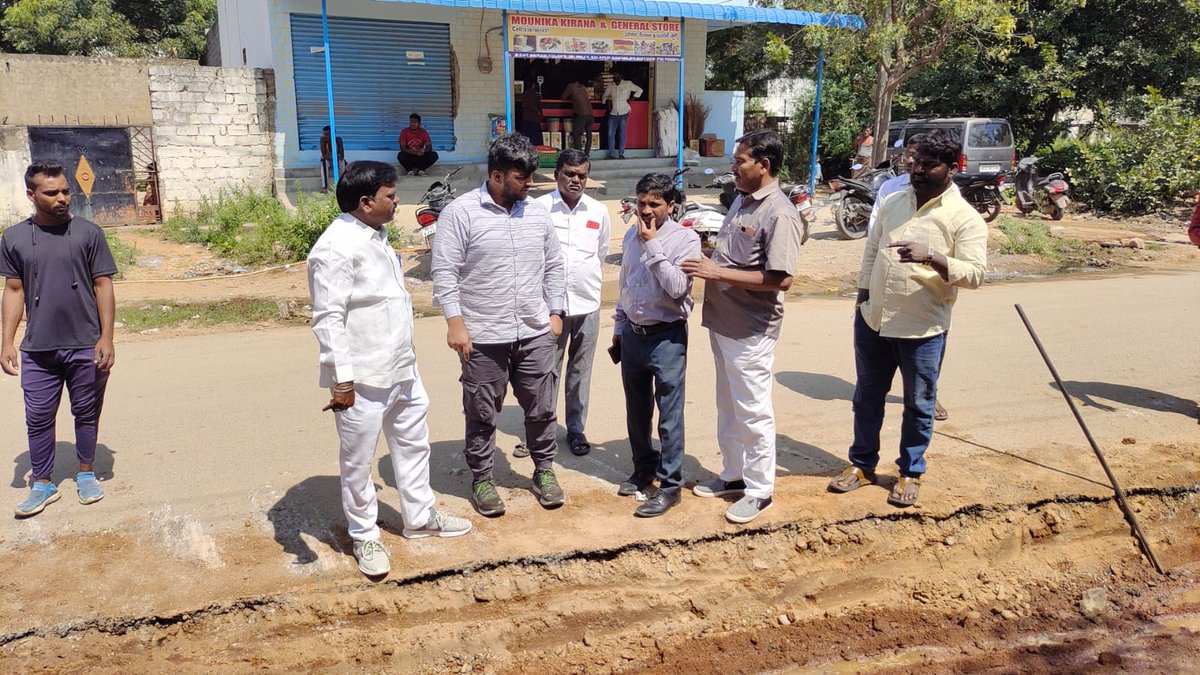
[887,117,1016,175]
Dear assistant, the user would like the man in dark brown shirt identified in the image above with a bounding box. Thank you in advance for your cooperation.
[560,80,594,155]
[682,130,804,525]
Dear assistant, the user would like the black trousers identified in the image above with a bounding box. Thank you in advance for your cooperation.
[571,114,594,154]
[398,151,439,172]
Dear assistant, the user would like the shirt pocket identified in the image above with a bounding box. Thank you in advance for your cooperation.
[726,224,761,267]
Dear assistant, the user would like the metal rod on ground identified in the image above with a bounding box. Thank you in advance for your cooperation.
[1014,304,1166,574]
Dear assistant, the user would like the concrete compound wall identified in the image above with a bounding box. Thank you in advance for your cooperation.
[148,65,277,218]
[0,55,277,223]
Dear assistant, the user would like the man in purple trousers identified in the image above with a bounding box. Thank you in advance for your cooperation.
[1,161,117,518]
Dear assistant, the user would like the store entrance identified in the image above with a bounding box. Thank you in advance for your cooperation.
[513,58,653,157]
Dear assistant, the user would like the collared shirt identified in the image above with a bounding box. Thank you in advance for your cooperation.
[603,80,643,116]
[534,190,611,316]
[432,184,566,344]
[868,173,910,234]
[307,214,416,388]
[614,219,701,336]
[702,182,804,340]
[858,182,988,339]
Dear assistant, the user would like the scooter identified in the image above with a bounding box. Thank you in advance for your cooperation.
[829,164,895,240]
[1013,156,1070,221]
[414,165,462,247]
[952,171,1007,222]
[676,168,815,247]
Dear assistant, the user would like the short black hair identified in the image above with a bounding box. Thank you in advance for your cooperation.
[25,161,65,190]
[336,160,397,213]
[735,130,785,177]
[555,148,590,174]
[322,125,331,132]
[409,113,421,122]
[635,172,680,204]
[908,129,961,168]
[487,134,538,175]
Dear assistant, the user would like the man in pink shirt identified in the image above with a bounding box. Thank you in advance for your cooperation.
[1188,194,1200,246]
[398,113,439,176]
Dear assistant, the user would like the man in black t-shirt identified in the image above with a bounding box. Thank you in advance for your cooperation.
[1,161,118,518]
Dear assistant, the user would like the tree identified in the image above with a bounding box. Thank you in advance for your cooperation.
[2,0,140,57]
[901,0,1200,153]
[1,0,216,60]
[791,0,1019,165]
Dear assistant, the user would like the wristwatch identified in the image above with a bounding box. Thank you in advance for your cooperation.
[550,310,565,318]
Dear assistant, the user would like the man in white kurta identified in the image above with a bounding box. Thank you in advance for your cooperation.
[308,161,471,578]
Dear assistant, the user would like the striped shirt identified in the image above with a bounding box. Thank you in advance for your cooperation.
[432,184,566,344]
[613,220,701,336]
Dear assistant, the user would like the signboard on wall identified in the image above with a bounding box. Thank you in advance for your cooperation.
[507,14,681,62]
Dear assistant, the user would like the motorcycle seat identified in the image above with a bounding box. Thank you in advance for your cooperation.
[953,172,1005,187]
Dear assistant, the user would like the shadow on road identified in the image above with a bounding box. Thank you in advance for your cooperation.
[1052,380,1199,421]
[11,442,116,488]
[777,371,902,404]
[267,475,404,565]
[775,433,846,478]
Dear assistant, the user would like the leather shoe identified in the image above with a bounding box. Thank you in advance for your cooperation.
[617,474,654,497]
[635,488,680,518]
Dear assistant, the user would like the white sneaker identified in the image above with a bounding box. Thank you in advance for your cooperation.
[403,509,473,539]
[352,538,390,576]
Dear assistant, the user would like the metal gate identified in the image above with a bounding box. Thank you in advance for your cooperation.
[26,126,161,226]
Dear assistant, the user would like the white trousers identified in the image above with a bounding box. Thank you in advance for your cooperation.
[334,373,435,541]
[710,330,778,499]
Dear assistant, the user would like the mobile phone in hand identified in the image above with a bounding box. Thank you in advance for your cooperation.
[607,343,621,364]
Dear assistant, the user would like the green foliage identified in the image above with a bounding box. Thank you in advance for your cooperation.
[116,299,286,332]
[788,77,874,178]
[997,216,1084,262]
[161,189,343,265]
[2,0,140,57]
[103,231,139,279]
[1,0,215,59]
[903,0,1200,153]
[1046,94,1200,214]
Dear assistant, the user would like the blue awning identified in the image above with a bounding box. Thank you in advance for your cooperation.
[370,0,865,30]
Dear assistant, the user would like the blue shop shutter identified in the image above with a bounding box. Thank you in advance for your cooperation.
[291,14,456,152]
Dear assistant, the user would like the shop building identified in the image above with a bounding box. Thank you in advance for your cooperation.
[213,0,860,185]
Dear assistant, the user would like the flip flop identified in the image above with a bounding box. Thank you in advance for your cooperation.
[827,466,877,493]
[569,438,591,456]
[934,401,948,421]
[887,476,921,507]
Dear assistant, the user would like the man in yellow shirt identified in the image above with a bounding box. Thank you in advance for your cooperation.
[827,129,987,507]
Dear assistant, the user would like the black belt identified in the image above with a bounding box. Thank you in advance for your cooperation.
[628,319,685,336]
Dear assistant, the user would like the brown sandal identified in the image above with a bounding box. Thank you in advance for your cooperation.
[934,401,948,421]
[887,476,921,507]
[827,466,877,493]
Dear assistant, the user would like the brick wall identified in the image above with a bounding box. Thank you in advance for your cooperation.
[148,65,277,218]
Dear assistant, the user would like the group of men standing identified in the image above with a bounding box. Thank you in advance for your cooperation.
[1,123,986,581]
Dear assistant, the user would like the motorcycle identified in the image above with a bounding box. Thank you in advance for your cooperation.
[414,165,462,247]
[952,171,1007,222]
[622,168,814,248]
[1013,156,1070,221]
[829,163,895,240]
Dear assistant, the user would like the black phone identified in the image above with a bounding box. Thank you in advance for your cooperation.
[607,343,621,364]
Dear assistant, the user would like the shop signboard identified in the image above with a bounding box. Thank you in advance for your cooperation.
[507,14,682,62]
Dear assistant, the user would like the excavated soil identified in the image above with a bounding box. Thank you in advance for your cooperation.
[3,487,1197,673]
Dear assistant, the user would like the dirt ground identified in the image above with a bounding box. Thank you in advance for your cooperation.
[1,200,1199,672]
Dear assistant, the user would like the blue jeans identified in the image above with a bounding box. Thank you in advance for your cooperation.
[849,311,946,477]
[620,322,687,492]
[554,312,600,441]
[607,113,629,157]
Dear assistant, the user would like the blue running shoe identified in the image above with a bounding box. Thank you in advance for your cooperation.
[76,472,104,505]
[15,482,60,517]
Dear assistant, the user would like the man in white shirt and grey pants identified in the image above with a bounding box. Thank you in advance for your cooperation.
[307,161,471,579]
[433,135,568,518]
[534,149,611,456]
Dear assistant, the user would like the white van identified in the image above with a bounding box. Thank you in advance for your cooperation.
[887,118,1015,174]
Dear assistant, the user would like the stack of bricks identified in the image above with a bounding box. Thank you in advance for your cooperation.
[148,65,276,218]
